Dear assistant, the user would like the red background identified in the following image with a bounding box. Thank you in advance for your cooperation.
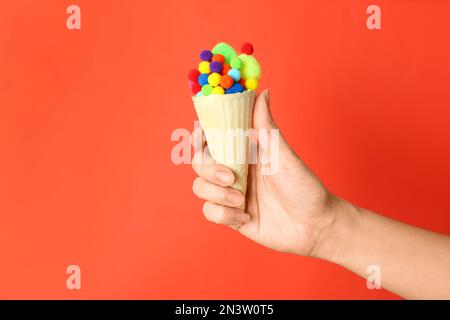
[0,0,449,299]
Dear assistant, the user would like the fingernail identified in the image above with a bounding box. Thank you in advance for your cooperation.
[235,213,251,223]
[264,89,270,105]
[216,170,234,184]
[226,191,244,206]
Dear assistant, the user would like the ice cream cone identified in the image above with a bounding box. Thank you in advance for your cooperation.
[192,90,256,195]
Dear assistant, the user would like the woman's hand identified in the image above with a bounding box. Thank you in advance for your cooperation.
[192,89,337,257]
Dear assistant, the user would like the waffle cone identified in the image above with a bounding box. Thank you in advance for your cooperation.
[192,90,256,195]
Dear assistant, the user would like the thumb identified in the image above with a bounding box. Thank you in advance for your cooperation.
[253,89,277,130]
[252,89,301,166]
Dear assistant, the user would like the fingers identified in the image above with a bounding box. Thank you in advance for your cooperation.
[192,150,235,187]
[193,177,245,207]
[191,128,236,186]
[202,201,251,225]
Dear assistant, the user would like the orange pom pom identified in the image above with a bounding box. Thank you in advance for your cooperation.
[221,63,231,75]
[220,75,234,89]
[212,54,225,64]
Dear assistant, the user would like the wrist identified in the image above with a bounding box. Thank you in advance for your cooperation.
[310,195,363,265]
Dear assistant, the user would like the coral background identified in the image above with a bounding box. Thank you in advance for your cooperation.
[0,0,449,299]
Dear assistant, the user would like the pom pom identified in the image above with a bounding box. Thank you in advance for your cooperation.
[196,91,203,97]
[221,63,231,75]
[238,54,261,79]
[239,78,246,87]
[200,50,213,61]
[220,75,234,89]
[201,84,213,96]
[241,42,254,55]
[230,57,242,70]
[198,74,209,86]
[198,61,210,74]
[212,54,225,63]
[188,69,200,82]
[212,86,225,95]
[208,73,221,87]
[226,83,244,94]
[228,68,241,81]
[245,78,258,90]
[191,82,202,94]
[212,42,237,64]
[209,61,223,74]
[233,83,245,93]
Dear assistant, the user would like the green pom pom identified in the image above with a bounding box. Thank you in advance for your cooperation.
[212,42,237,65]
[230,57,242,70]
[201,84,213,96]
[238,54,262,80]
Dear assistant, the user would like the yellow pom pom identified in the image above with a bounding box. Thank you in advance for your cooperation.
[212,86,225,95]
[199,61,210,74]
[245,78,258,90]
[208,73,221,87]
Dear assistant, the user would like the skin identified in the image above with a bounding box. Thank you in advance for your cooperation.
[191,89,450,299]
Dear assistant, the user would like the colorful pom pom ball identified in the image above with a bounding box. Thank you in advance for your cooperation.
[228,68,241,81]
[191,82,202,94]
[241,42,254,55]
[210,61,223,74]
[212,86,225,95]
[188,69,200,82]
[198,73,209,86]
[201,84,213,96]
[220,75,234,89]
[221,63,231,75]
[238,54,262,79]
[200,50,213,61]
[212,42,237,64]
[230,57,242,70]
[198,61,210,74]
[208,73,221,87]
[212,54,225,63]
[226,83,244,94]
[245,78,258,90]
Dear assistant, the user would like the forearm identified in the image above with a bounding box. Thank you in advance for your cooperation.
[315,197,450,299]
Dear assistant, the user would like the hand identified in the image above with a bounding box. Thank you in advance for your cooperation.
[191,89,450,298]
[192,89,337,256]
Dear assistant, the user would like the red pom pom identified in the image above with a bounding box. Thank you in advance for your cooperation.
[241,42,254,55]
[239,78,246,88]
[188,69,200,82]
[191,82,201,94]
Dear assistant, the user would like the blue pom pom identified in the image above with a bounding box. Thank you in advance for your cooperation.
[227,83,244,94]
[200,50,213,62]
[228,68,241,81]
[198,74,209,86]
